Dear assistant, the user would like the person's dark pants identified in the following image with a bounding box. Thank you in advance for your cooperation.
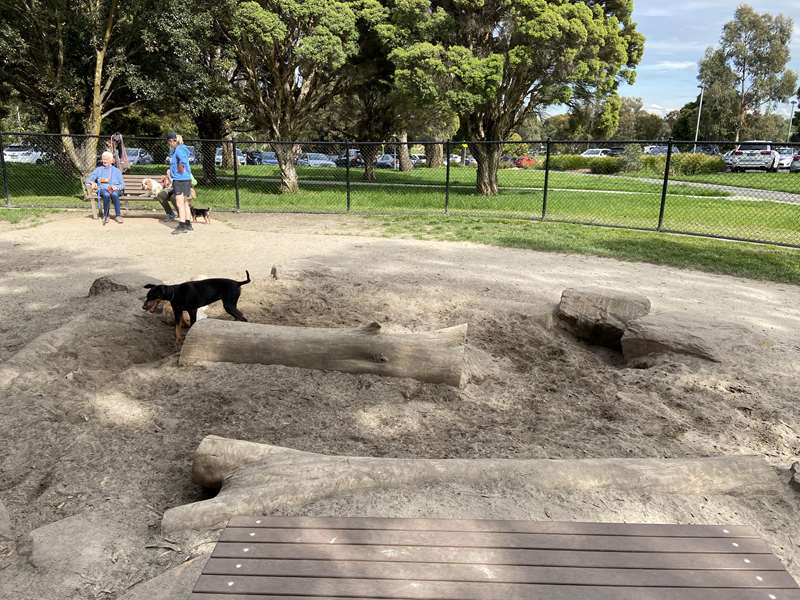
[157,189,177,216]
[98,189,121,218]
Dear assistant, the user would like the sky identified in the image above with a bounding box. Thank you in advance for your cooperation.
[546,0,800,118]
[621,0,800,117]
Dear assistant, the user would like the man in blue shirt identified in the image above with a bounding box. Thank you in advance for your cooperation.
[167,132,194,234]
[85,151,125,225]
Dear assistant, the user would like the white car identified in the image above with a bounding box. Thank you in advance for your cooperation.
[297,152,336,167]
[214,147,245,166]
[730,141,780,172]
[776,147,795,169]
[375,153,399,169]
[581,148,611,157]
[3,144,44,164]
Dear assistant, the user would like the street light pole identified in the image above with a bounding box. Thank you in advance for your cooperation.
[787,100,797,143]
[693,84,705,153]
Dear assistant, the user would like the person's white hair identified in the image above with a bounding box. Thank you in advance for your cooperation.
[176,134,184,144]
[101,151,114,161]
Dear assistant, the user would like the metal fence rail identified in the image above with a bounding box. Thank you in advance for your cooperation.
[2,132,799,247]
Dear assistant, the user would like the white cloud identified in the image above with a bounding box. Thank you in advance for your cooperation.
[639,61,697,71]
[644,104,678,116]
[646,39,708,52]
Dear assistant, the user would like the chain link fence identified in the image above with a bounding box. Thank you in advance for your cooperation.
[2,132,799,246]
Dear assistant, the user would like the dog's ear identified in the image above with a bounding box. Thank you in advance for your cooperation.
[144,284,156,289]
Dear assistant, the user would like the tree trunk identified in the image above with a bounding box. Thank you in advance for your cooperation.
[195,112,223,184]
[360,143,381,182]
[222,138,234,169]
[273,143,300,193]
[470,143,501,196]
[427,142,444,168]
[397,131,413,172]
[60,0,117,176]
[161,437,778,532]
[179,319,468,387]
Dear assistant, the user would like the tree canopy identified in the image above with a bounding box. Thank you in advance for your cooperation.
[698,4,797,141]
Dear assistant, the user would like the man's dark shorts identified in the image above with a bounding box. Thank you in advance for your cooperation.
[173,180,192,197]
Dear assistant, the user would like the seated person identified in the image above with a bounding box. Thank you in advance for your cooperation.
[157,170,178,222]
[85,151,125,224]
[157,172,198,222]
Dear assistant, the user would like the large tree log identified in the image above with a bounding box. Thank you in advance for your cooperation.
[161,435,781,533]
[179,320,468,387]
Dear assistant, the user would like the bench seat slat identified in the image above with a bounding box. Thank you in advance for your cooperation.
[210,542,785,570]
[227,516,758,538]
[218,528,770,554]
[202,558,797,588]
[194,575,800,600]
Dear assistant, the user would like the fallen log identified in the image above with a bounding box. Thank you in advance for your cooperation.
[179,319,468,387]
[161,435,780,533]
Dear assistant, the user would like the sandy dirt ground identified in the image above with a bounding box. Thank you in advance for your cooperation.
[1,212,799,599]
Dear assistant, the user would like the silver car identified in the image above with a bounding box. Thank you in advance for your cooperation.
[776,147,795,169]
[790,151,800,173]
[3,144,44,164]
[730,141,780,172]
[298,152,336,167]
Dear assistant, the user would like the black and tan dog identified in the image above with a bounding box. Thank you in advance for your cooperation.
[142,271,250,344]
[190,206,211,223]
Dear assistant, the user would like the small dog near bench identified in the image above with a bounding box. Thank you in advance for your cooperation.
[190,206,211,223]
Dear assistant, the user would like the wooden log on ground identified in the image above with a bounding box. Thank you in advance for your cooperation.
[161,435,781,533]
[179,319,468,387]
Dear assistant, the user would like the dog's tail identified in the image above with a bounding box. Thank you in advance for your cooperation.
[238,270,251,286]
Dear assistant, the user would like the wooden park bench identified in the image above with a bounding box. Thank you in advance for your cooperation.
[189,516,800,599]
[83,173,160,218]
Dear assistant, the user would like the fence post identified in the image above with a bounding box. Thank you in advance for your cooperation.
[0,131,10,207]
[345,141,351,212]
[541,138,551,220]
[231,138,241,211]
[657,138,673,231]
[444,140,451,213]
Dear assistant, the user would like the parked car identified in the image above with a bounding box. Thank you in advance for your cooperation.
[214,146,245,166]
[298,152,336,167]
[448,154,462,164]
[126,147,153,165]
[261,151,278,165]
[410,154,427,167]
[730,141,780,172]
[245,150,264,165]
[776,147,795,169]
[375,153,399,169]
[722,150,736,169]
[695,145,721,156]
[606,147,625,157]
[463,155,477,166]
[581,148,611,157]
[3,144,44,164]
[514,155,536,168]
[643,145,680,155]
[335,150,363,167]
[790,152,800,173]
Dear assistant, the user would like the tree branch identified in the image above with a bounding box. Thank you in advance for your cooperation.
[101,101,138,119]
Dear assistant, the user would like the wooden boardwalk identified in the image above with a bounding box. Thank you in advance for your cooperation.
[190,516,800,600]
